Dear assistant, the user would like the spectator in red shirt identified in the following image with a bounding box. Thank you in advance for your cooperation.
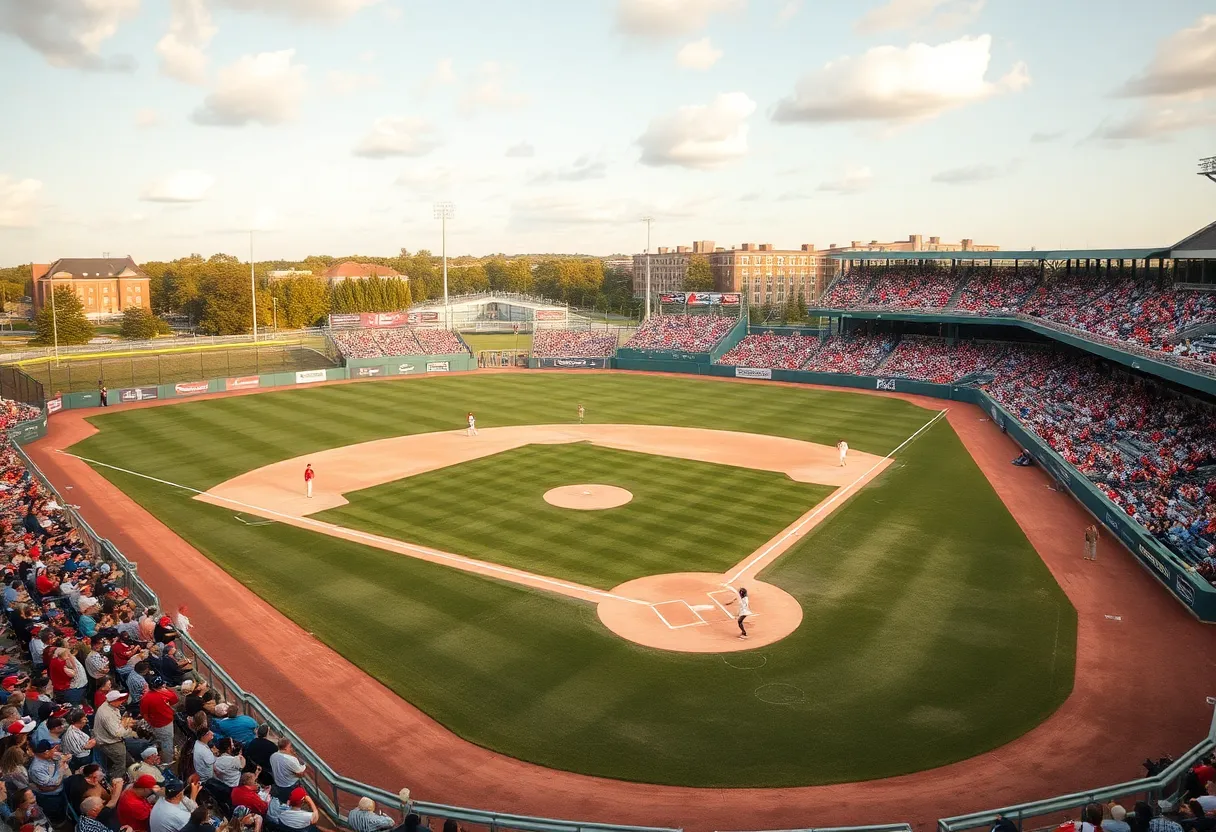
[230,772,269,816]
[47,647,80,704]
[138,677,178,761]
[116,775,159,832]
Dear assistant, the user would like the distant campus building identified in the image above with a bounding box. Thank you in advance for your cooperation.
[322,261,401,286]
[632,234,998,306]
[31,256,151,317]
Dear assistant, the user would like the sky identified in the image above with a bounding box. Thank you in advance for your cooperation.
[0,0,1213,264]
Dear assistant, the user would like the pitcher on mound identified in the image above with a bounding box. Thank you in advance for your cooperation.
[304,463,314,498]
[466,412,478,436]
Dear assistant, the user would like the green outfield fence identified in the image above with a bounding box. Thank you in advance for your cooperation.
[3,369,1214,832]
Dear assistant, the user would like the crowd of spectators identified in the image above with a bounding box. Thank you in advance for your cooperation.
[818,265,1216,364]
[716,334,822,370]
[880,338,1028,384]
[0,403,39,433]
[803,335,897,375]
[330,328,470,359]
[530,330,619,358]
[0,407,432,832]
[623,315,736,353]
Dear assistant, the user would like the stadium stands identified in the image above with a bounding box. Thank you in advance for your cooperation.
[716,334,822,369]
[531,330,619,358]
[862,264,961,310]
[803,334,897,375]
[329,328,469,359]
[953,266,1037,314]
[880,337,1029,384]
[412,329,467,355]
[623,315,736,353]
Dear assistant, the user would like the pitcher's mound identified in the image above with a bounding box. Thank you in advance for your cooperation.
[544,484,633,510]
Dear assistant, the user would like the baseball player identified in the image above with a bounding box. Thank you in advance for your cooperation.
[577,404,585,424]
[466,412,478,436]
[724,586,752,639]
[837,439,848,467]
[304,463,314,498]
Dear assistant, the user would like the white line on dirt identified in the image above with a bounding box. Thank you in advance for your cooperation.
[56,450,651,607]
[725,408,949,585]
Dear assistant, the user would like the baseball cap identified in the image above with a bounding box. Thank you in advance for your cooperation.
[33,739,54,753]
[134,774,158,789]
[49,705,69,718]
[232,807,250,820]
[289,787,307,806]
[105,690,128,703]
[141,746,160,760]
[1111,806,1127,822]
[163,782,184,798]
[158,616,171,626]
[6,718,34,735]
[180,680,196,693]
[2,675,24,689]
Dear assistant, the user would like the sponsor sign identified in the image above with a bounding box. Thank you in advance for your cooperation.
[420,311,440,323]
[720,293,741,305]
[1137,544,1170,579]
[295,369,328,384]
[328,313,360,329]
[660,292,686,305]
[1175,575,1197,607]
[398,363,417,374]
[684,292,741,306]
[735,367,772,380]
[425,361,450,373]
[875,378,897,391]
[119,386,159,403]
[45,396,63,415]
[356,366,382,377]
[226,376,260,391]
[175,381,209,396]
[359,312,411,328]
[534,309,566,321]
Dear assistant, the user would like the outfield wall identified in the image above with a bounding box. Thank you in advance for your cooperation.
[615,360,1216,622]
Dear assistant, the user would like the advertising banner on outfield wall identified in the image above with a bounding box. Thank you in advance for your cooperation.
[356,366,382,377]
[328,314,360,329]
[686,292,741,306]
[876,378,897,391]
[295,370,328,384]
[534,309,566,321]
[398,363,417,374]
[735,367,772,379]
[425,362,450,373]
[175,381,210,396]
[45,396,62,415]
[119,387,159,403]
[540,357,608,369]
[420,311,440,323]
[226,376,260,391]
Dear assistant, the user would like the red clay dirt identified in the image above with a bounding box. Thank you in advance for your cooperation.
[25,369,1216,832]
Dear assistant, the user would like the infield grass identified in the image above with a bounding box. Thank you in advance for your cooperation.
[69,373,1076,787]
[319,443,835,588]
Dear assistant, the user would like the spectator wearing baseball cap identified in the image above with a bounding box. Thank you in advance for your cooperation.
[153,617,178,646]
[28,738,68,820]
[117,775,159,832]
[0,674,27,706]
[92,691,135,780]
[128,746,167,787]
[148,779,200,832]
[277,787,319,831]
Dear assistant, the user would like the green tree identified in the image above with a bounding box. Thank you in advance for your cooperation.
[119,306,170,340]
[32,286,95,345]
[684,255,714,292]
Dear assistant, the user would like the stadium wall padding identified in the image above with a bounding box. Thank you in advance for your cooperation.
[619,361,1216,622]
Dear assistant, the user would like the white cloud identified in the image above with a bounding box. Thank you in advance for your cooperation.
[460,61,525,113]
[192,50,307,127]
[777,0,800,22]
[676,37,722,70]
[422,57,456,90]
[931,161,1017,184]
[354,118,441,158]
[327,69,380,94]
[359,49,377,64]
[0,0,139,71]
[505,142,535,158]
[637,92,756,169]
[135,108,161,128]
[530,156,608,184]
[1030,130,1064,143]
[140,170,216,203]
[509,193,711,231]
[817,166,873,194]
[216,0,383,19]
[0,175,42,228]
[1090,108,1216,143]
[855,0,984,34]
[772,35,1029,125]
[616,0,744,37]
[1118,14,1216,99]
[157,0,217,85]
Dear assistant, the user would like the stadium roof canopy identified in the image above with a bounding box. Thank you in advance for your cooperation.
[828,247,1171,261]
[1171,220,1216,260]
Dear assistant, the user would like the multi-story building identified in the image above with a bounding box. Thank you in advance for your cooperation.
[822,234,999,255]
[322,261,401,286]
[31,257,151,318]
[710,243,835,307]
[631,241,716,297]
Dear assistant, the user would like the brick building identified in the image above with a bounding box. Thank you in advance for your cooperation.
[31,257,150,318]
[822,234,998,255]
[322,261,401,286]
[710,243,835,306]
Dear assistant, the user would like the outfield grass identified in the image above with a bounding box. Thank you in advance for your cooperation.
[70,374,1076,787]
[320,443,835,589]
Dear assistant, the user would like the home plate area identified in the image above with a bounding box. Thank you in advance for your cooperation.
[596,572,802,653]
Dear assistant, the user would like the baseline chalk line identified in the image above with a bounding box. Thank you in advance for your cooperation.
[57,450,650,607]
[725,408,949,585]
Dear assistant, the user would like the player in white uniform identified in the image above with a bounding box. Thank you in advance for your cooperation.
[466,412,478,436]
[837,439,848,467]
[725,586,752,639]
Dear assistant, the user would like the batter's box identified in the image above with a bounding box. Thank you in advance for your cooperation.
[690,599,734,623]
[707,589,760,621]
[650,600,706,630]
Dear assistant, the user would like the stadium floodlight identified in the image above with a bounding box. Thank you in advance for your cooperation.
[433,202,454,329]
[249,231,258,341]
[1200,156,1216,183]
[641,216,654,321]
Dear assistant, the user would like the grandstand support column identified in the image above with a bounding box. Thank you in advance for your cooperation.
[642,216,654,321]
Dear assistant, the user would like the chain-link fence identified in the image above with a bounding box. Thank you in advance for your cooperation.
[0,365,45,407]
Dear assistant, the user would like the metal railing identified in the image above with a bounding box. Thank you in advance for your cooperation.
[0,328,326,364]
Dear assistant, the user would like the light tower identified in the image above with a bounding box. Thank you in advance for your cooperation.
[641,216,654,321]
[433,202,454,329]
[1200,156,1216,184]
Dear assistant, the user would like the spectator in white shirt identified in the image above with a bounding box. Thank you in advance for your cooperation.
[211,738,244,788]
[269,739,306,801]
[148,780,200,832]
[191,730,217,782]
[277,787,319,831]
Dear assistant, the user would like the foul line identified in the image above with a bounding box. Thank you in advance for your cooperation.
[724,408,949,585]
[57,451,651,608]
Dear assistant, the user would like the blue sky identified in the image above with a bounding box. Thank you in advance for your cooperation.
[0,0,1213,263]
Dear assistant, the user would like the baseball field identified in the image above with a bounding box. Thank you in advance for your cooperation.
[64,372,1076,787]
